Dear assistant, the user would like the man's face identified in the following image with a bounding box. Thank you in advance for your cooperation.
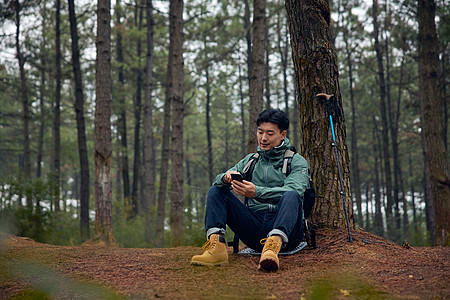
[257,122,287,150]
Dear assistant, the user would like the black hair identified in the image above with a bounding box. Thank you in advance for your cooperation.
[256,108,289,132]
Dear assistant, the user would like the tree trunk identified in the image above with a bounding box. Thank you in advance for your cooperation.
[94,0,114,244]
[53,0,62,212]
[114,0,132,218]
[292,87,299,149]
[372,119,384,236]
[36,41,46,178]
[372,0,393,231]
[143,0,156,245]
[169,0,184,247]
[343,15,362,227]
[264,20,270,109]
[156,82,171,248]
[247,0,266,154]
[68,0,90,241]
[286,0,353,228]
[14,0,32,208]
[131,1,143,217]
[418,0,450,246]
[276,12,289,119]
[244,0,252,88]
[238,64,246,157]
[205,59,213,185]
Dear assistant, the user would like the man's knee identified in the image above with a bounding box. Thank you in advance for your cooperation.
[207,185,230,203]
[281,191,302,202]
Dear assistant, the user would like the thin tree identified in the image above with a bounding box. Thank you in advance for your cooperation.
[418,0,450,246]
[36,6,47,178]
[342,7,362,226]
[143,0,156,245]
[285,0,353,228]
[68,0,90,241]
[372,0,394,231]
[114,0,132,218]
[169,0,184,247]
[247,0,266,153]
[131,0,143,217]
[13,0,32,208]
[94,0,114,244]
[53,0,61,212]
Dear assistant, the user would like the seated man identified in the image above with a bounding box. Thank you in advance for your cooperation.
[191,108,309,271]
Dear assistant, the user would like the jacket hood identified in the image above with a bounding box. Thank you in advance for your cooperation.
[257,137,291,160]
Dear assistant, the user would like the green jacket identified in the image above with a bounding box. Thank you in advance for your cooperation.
[212,137,309,212]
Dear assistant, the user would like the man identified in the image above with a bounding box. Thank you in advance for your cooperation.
[191,109,309,271]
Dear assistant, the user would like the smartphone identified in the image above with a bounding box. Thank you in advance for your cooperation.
[230,173,243,182]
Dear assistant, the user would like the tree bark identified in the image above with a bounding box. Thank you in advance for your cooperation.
[94,0,114,244]
[247,0,266,154]
[418,0,450,246]
[143,0,156,245]
[68,0,90,241]
[285,0,353,228]
[168,0,184,247]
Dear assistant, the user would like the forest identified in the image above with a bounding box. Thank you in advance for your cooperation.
[0,0,448,249]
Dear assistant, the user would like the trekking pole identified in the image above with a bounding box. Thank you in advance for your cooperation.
[316,93,353,243]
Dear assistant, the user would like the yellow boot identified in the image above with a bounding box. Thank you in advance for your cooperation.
[191,234,229,266]
[258,236,282,271]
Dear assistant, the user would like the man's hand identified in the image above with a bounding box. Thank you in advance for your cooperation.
[231,180,256,198]
[223,171,240,183]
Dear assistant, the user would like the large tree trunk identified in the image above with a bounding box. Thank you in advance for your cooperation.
[114,0,132,218]
[94,0,114,244]
[247,0,266,153]
[418,0,450,246]
[68,0,90,241]
[53,0,62,212]
[169,0,184,247]
[285,0,353,228]
[14,0,32,208]
[143,0,156,245]
[372,0,393,231]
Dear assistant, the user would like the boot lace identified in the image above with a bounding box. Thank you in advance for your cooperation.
[202,235,220,252]
[260,237,281,253]
[201,240,213,251]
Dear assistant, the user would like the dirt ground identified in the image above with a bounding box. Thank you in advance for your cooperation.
[0,228,449,299]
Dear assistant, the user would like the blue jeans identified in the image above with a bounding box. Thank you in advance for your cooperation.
[204,186,304,252]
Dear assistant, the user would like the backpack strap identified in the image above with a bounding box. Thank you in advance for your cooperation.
[242,153,260,181]
[282,148,296,176]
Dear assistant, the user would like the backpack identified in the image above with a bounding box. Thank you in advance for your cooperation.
[229,146,317,253]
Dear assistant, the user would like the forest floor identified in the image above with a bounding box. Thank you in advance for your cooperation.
[0,228,449,300]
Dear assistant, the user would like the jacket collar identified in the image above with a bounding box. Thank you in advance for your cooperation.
[257,137,291,160]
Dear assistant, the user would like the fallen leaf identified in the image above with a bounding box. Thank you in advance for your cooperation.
[339,289,351,296]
